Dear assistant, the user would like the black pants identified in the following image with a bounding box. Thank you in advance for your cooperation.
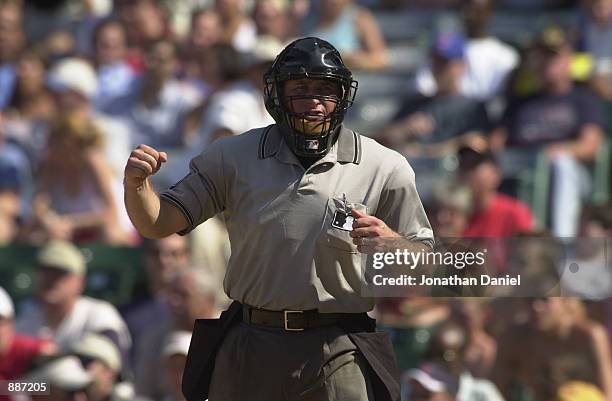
[208,322,376,401]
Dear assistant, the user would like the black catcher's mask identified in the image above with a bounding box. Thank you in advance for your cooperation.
[263,37,358,158]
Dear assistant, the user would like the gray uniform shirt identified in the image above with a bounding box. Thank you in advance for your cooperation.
[161,125,433,312]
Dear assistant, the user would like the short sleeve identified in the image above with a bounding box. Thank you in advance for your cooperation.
[391,95,429,122]
[514,201,534,233]
[577,88,606,129]
[375,155,435,248]
[498,97,519,130]
[160,140,227,235]
[472,101,491,133]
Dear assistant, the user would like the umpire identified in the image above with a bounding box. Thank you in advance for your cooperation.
[124,37,434,401]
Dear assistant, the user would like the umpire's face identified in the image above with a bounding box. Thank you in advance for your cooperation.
[282,78,341,136]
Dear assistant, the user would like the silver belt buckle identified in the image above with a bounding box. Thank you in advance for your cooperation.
[284,310,304,331]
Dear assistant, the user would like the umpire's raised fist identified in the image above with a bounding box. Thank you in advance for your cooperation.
[124,144,168,189]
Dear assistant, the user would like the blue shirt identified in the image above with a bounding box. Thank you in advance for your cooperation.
[0,64,16,110]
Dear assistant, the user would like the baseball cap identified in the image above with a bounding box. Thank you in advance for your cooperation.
[37,240,86,275]
[28,356,93,391]
[405,362,460,396]
[47,58,98,99]
[161,331,192,358]
[557,381,605,401]
[72,334,121,372]
[0,286,14,319]
[432,32,466,60]
[534,26,571,54]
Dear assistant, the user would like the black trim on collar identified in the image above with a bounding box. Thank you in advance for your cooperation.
[336,126,361,164]
[259,124,361,164]
[352,130,362,164]
[258,125,274,159]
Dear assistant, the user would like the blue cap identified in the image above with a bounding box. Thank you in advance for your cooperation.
[432,32,466,60]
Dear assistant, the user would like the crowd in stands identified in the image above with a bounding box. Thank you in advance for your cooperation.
[0,0,611,400]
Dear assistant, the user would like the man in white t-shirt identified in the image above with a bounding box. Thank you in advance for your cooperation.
[197,42,277,146]
[415,0,518,101]
[16,240,132,374]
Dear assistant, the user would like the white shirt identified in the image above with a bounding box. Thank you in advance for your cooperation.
[559,249,612,300]
[105,79,203,149]
[197,80,274,146]
[93,114,135,233]
[416,37,519,101]
[16,296,132,354]
[458,372,506,401]
[232,20,257,52]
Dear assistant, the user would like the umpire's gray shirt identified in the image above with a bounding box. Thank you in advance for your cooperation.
[161,125,433,313]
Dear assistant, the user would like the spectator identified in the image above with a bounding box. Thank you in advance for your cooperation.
[3,47,55,157]
[16,240,132,374]
[180,8,223,85]
[91,19,138,113]
[159,331,191,401]
[104,39,202,150]
[558,203,612,299]
[380,32,490,157]
[188,214,231,308]
[416,0,519,101]
[23,0,112,44]
[416,320,505,401]
[253,0,291,43]
[458,146,534,237]
[404,362,459,401]
[450,299,497,379]
[489,26,606,238]
[160,0,205,40]
[117,0,170,47]
[41,29,77,62]
[0,0,24,110]
[428,179,471,238]
[28,113,132,245]
[581,0,612,101]
[29,356,93,401]
[185,8,223,55]
[493,297,612,401]
[0,111,32,245]
[301,0,388,70]
[0,286,56,401]
[195,43,274,146]
[46,57,131,178]
[121,234,189,354]
[134,266,220,401]
[215,0,257,52]
[115,0,172,73]
[497,231,566,297]
[379,32,489,201]
[71,334,134,401]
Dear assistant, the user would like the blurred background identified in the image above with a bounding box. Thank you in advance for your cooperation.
[0,0,611,400]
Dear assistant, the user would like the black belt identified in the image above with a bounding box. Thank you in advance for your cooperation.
[242,304,367,332]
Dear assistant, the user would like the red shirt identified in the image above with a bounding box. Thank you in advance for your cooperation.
[0,335,50,401]
[0,335,50,379]
[463,193,534,238]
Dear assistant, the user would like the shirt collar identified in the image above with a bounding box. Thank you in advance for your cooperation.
[259,124,362,164]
